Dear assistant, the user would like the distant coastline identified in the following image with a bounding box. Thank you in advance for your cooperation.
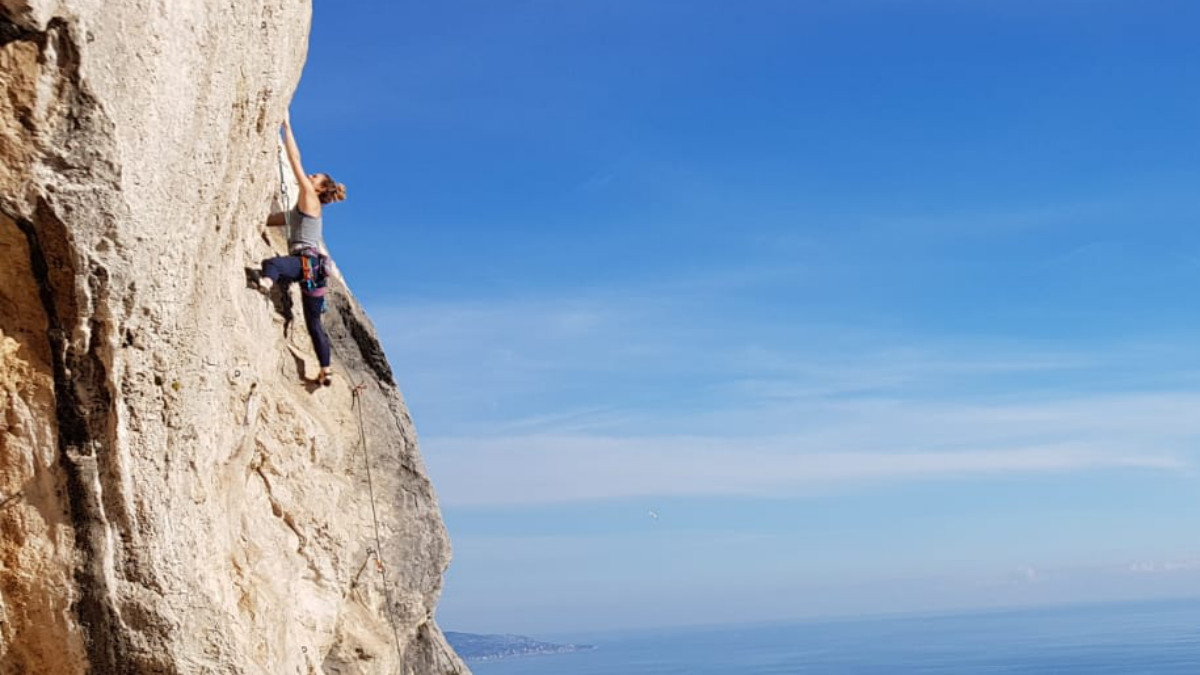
[445,631,596,661]
[452,599,1200,674]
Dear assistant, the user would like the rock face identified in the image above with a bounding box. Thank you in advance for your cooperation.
[0,2,469,673]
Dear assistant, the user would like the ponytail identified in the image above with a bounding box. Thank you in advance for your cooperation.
[317,175,347,204]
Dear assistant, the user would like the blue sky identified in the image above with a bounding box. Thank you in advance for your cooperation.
[293,1,1200,634]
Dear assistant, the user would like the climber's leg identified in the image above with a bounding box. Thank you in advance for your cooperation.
[301,293,332,370]
[261,255,302,284]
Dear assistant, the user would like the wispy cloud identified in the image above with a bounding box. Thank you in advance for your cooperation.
[429,436,1183,506]
[376,293,1200,409]
[372,289,1200,507]
[1128,558,1200,574]
[424,388,1198,506]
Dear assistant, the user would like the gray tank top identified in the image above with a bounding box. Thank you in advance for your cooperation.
[287,208,323,252]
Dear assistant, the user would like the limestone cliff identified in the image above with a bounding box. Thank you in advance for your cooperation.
[0,1,469,673]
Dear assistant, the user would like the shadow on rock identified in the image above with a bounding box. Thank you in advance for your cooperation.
[245,266,294,335]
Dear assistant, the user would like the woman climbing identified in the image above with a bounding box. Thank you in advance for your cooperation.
[257,112,347,387]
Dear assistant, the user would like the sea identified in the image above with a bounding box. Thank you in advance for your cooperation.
[467,598,1200,674]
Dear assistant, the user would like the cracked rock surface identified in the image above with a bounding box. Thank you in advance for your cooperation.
[0,1,469,673]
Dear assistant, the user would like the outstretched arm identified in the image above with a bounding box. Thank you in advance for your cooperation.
[282,112,321,215]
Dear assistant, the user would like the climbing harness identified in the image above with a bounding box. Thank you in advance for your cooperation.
[296,247,329,297]
[350,377,406,667]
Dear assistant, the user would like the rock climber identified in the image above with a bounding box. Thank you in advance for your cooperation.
[257,112,346,387]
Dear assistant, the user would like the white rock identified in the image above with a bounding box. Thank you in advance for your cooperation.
[0,2,469,673]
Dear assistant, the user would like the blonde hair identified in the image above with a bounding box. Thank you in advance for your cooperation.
[317,174,347,204]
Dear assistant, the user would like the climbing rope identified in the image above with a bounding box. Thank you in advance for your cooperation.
[349,376,407,669]
[277,137,293,244]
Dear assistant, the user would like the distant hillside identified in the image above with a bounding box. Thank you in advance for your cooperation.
[444,632,596,661]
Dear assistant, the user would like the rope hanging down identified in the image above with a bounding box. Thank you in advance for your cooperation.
[350,377,406,668]
[277,138,293,244]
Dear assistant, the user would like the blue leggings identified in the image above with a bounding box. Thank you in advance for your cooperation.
[262,255,332,368]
